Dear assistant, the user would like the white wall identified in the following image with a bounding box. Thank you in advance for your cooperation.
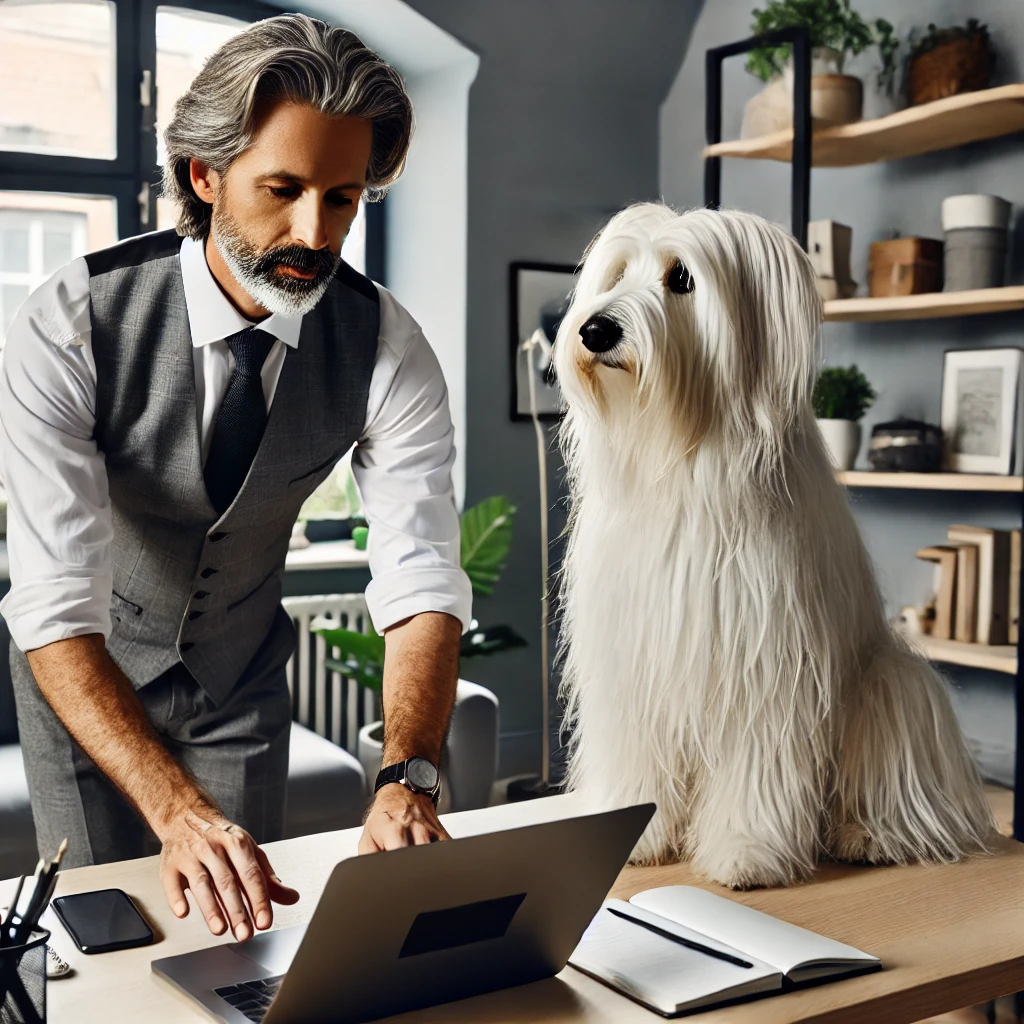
[270,0,478,506]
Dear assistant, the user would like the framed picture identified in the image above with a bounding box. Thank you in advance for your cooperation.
[510,261,578,421]
[940,347,1023,475]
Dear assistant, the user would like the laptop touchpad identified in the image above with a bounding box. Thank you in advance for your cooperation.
[232,925,307,975]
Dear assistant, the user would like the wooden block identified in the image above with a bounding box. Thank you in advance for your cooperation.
[916,545,959,640]
[951,543,979,643]
[869,237,943,297]
[948,526,1010,645]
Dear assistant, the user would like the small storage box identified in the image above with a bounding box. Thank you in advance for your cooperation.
[868,419,943,473]
[868,238,943,297]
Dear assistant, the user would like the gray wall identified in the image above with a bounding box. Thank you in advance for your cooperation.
[661,0,1024,785]
[404,0,701,777]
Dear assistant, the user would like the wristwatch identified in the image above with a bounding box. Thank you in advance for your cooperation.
[374,756,441,806]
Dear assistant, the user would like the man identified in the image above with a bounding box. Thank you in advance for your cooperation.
[0,14,471,944]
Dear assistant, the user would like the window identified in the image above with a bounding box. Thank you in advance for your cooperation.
[0,191,117,347]
[0,0,382,282]
[0,1,116,159]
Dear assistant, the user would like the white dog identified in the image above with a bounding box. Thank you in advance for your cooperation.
[553,203,995,889]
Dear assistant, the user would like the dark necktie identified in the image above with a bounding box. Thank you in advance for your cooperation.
[203,326,277,516]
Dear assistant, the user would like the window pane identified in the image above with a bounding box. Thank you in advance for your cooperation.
[43,228,75,274]
[156,6,247,166]
[1,285,30,338]
[0,192,117,349]
[1,228,29,273]
[0,1,116,159]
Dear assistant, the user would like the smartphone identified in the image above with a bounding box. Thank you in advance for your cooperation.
[51,888,154,954]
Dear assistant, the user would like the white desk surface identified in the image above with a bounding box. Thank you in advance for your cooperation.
[4,795,1024,1024]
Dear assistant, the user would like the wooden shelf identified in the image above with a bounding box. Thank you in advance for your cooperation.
[907,635,1017,675]
[823,286,1024,323]
[704,83,1024,167]
[838,471,1024,492]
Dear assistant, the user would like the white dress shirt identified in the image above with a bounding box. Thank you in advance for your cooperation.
[0,234,472,652]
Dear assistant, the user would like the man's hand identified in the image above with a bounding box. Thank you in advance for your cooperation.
[358,784,450,854]
[158,801,299,941]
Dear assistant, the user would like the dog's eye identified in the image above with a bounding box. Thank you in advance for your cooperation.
[665,260,694,295]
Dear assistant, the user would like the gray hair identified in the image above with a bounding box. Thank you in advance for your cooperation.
[162,13,413,239]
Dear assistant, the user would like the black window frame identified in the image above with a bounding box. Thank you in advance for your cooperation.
[0,0,385,280]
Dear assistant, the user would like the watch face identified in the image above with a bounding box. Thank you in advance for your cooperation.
[406,757,438,790]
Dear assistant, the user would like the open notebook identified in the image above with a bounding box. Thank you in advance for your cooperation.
[568,886,880,1017]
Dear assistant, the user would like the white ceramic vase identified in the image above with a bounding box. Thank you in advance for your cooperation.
[817,418,861,470]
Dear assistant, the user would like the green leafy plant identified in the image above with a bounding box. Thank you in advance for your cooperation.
[314,496,526,691]
[812,364,877,421]
[746,0,898,95]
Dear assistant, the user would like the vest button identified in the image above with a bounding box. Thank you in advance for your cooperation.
[200,567,219,578]
[179,642,195,652]
[188,610,205,621]
[209,531,228,542]
[193,591,209,600]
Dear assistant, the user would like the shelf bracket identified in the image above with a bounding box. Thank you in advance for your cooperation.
[703,26,811,250]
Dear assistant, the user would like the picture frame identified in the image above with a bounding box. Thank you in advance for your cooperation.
[509,261,578,422]
[940,347,1023,475]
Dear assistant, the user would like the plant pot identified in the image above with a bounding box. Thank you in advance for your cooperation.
[908,34,993,106]
[741,49,862,139]
[817,419,861,470]
[810,74,862,127]
[357,720,384,785]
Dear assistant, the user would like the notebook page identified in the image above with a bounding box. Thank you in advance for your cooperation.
[569,901,780,1015]
[629,887,878,978]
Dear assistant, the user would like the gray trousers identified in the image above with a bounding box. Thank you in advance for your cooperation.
[11,628,293,870]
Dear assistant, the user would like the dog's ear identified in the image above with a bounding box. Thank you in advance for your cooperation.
[729,213,822,436]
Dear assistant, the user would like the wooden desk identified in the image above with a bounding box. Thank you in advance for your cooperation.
[4,795,1024,1024]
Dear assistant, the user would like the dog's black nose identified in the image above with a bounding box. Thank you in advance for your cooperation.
[580,315,623,353]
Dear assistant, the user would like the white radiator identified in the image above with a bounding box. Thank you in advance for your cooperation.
[282,594,380,752]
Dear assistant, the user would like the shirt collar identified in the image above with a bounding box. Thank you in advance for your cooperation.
[179,234,302,349]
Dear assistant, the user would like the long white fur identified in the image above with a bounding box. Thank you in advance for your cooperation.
[553,203,995,889]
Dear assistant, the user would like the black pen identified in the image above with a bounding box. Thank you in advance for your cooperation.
[606,906,754,969]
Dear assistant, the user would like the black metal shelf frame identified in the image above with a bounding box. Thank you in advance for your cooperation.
[702,27,1024,841]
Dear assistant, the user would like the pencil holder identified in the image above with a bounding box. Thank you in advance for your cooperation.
[0,929,48,1024]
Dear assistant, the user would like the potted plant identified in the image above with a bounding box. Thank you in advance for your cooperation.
[905,19,995,107]
[313,495,526,794]
[295,453,366,544]
[741,0,897,138]
[813,364,877,470]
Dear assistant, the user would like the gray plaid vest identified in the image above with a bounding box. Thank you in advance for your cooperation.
[84,230,379,705]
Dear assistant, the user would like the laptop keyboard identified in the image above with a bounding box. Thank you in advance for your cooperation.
[214,975,284,1022]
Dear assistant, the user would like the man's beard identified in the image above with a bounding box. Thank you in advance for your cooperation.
[211,200,342,317]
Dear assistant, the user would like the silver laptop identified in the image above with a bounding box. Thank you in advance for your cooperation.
[152,804,654,1024]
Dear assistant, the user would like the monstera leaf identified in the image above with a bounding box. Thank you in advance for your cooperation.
[318,624,386,693]
[460,496,516,596]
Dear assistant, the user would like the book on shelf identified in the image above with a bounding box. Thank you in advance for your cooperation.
[915,545,958,641]
[947,526,1010,646]
[568,886,880,1018]
[951,542,979,643]
[1011,529,1020,645]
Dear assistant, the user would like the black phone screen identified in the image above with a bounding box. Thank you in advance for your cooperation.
[52,889,154,954]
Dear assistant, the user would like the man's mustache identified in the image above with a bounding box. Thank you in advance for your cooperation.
[253,245,338,279]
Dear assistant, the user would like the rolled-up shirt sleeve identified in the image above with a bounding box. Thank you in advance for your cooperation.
[0,257,114,651]
[354,288,472,633]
